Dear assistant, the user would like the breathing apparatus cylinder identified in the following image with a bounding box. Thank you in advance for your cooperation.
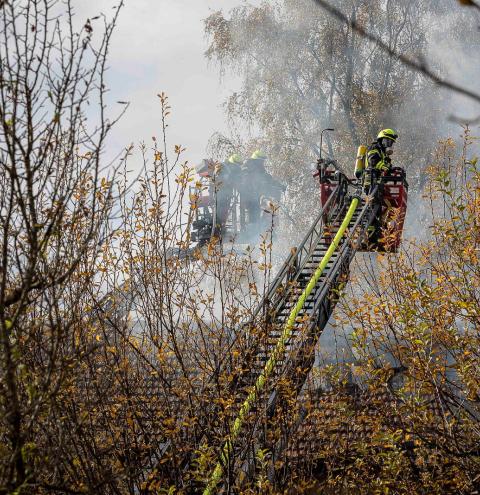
[354,145,367,178]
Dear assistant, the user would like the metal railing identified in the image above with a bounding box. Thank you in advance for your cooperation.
[251,182,344,323]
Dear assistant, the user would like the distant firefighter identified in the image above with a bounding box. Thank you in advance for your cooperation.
[213,153,242,237]
[240,150,285,227]
[191,159,216,244]
[191,151,286,245]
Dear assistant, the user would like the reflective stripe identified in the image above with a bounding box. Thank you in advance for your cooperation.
[367,148,388,171]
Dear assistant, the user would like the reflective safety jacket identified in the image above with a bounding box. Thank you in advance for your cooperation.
[367,141,391,172]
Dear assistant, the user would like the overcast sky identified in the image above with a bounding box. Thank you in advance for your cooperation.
[75,0,479,172]
[77,0,253,167]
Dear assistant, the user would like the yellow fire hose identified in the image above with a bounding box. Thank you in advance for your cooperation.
[203,197,359,495]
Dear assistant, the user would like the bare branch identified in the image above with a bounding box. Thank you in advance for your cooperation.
[458,0,480,11]
[312,0,480,105]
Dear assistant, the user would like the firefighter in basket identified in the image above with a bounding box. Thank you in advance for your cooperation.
[355,129,398,244]
[363,128,398,192]
[241,150,285,232]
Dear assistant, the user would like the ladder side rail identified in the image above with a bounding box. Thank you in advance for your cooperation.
[271,175,355,316]
[287,201,349,290]
[268,194,374,361]
[243,199,352,386]
[264,244,350,411]
[251,185,341,321]
[258,198,350,324]
[233,195,362,480]
[259,194,381,482]
[305,192,378,322]
[232,194,366,481]
[302,175,346,256]
[260,195,375,430]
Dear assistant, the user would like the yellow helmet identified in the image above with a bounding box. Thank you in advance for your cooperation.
[251,149,267,160]
[377,129,398,142]
[227,153,242,164]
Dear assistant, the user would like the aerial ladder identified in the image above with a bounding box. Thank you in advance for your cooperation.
[119,152,408,492]
[197,155,408,493]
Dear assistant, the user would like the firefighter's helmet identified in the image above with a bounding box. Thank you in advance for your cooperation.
[227,153,242,164]
[251,149,267,160]
[377,129,398,142]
